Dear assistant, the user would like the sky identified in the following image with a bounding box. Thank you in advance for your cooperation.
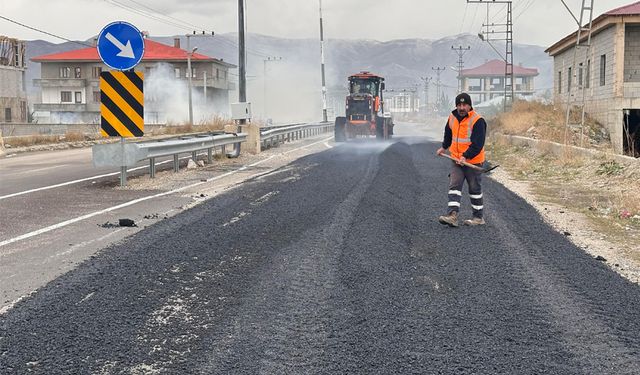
[0,0,635,47]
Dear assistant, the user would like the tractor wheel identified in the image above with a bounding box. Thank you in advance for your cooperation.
[376,117,385,140]
[335,117,347,142]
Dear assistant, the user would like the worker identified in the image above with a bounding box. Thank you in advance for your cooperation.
[436,93,487,227]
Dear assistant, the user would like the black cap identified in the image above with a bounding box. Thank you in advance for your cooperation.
[455,93,472,108]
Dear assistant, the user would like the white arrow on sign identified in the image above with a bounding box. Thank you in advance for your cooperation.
[105,32,135,59]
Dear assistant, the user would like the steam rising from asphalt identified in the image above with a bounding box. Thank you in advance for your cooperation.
[145,63,228,124]
[244,59,328,124]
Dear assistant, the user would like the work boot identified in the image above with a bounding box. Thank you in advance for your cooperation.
[438,211,458,227]
[463,217,486,226]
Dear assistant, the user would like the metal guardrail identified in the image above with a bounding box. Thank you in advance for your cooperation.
[93,132,247,186]
[91,121,333,186]
[260,122,333,149]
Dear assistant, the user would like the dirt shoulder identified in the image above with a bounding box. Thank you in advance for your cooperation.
[488,140,640,284]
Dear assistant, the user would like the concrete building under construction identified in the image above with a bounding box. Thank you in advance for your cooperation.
[0,36,28,123]
[547,1,640,156]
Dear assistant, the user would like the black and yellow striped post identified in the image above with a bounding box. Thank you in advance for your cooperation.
[100,71,144,186]
[100,71,144,137]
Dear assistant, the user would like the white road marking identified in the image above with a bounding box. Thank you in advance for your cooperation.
[0,290,36,315]
[222,211,249,227]
[11,164,70,175]
[77,292,95,304]
[0,159,177,201]
[0,137,332,249]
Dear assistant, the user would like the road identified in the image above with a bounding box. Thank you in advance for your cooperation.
[1,122,639,374]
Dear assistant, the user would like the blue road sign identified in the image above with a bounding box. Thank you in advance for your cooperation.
[97,21,145,71]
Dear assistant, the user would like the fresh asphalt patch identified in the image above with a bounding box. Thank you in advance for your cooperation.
[1,140,639,374]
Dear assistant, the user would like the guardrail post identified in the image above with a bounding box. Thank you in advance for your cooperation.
[150,157,156,178]
[207,148,213,164]
[173,154,179,172]
[192,151,197,162]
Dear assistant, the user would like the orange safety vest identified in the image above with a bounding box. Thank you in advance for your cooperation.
[448,110,485,164]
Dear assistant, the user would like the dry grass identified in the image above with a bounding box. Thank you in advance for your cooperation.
[150,115,235,136]
[4,131,93,148]
[491,140,640,259]
[490,101,611,149]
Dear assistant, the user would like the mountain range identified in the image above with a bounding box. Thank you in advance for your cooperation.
[24,32,553,104]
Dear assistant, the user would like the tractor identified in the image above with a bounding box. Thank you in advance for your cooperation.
[334,71,394,142]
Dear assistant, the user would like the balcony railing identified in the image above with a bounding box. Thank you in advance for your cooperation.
[33,78,87,88]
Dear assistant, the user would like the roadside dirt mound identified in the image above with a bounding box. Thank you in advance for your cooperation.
[491,101,611,149]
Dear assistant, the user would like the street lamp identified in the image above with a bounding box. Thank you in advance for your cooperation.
[185,31,214,126]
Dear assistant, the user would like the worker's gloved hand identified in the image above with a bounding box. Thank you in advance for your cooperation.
[436,147,445,156]
[458,156,466,165]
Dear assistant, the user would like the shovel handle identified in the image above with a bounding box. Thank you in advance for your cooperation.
[438,153,484,171]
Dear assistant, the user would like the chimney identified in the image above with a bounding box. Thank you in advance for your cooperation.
[174,38,180,49]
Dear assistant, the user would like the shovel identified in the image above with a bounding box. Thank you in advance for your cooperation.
[439,153,500,173]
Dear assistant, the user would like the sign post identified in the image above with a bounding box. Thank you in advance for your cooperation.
[97,21,145,186]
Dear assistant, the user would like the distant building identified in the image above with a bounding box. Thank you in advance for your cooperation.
[31,38,236,124]
[0,36,28,123]
[546,1,640,156]
[459,59,539,105]
[388,90,420,113]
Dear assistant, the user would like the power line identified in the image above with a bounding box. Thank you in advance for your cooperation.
[102,0,195,32]
[0,15,92,47]
[123,0,209,31]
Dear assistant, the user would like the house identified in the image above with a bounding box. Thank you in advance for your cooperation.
[0,36,28,123]
[31,38,236,124]
[546,1,640,156]
[459,59,539,105]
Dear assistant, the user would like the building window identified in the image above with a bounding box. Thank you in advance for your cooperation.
[75,92,82,103]
[61,91,72,103]
[186,68,196,78]
[93,91,101,103]
[92,66,102,78]
[216,68,220,79]
[567,67,572,92]
[558,71,562,94]
[600,54,606,86]
[175,68,180,78]
[60,67,71,78]
[5,108,11,122]
[578,63,583,87]
[586,60,590,88]
[74,67,81,78]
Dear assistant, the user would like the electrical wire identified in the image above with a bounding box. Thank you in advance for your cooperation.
[0,14,92,47]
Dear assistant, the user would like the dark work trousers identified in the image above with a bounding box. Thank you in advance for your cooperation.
[446,162,484,218]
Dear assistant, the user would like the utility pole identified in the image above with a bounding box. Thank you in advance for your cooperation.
[432,67,445,110]
[451,45,471,93]
[185,31,214,126]
[469,0,513,112]
[238,0,247,126]
[420,76,432,113]
[263,56,282,121]
[319,0,328,122]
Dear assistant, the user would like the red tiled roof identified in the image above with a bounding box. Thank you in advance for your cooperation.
[31,39,221,63]
[460,59,538,77]
[605,1,640,15]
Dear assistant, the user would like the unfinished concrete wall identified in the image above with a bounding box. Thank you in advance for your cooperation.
[553,24,628,153]
[624,24,640,82]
